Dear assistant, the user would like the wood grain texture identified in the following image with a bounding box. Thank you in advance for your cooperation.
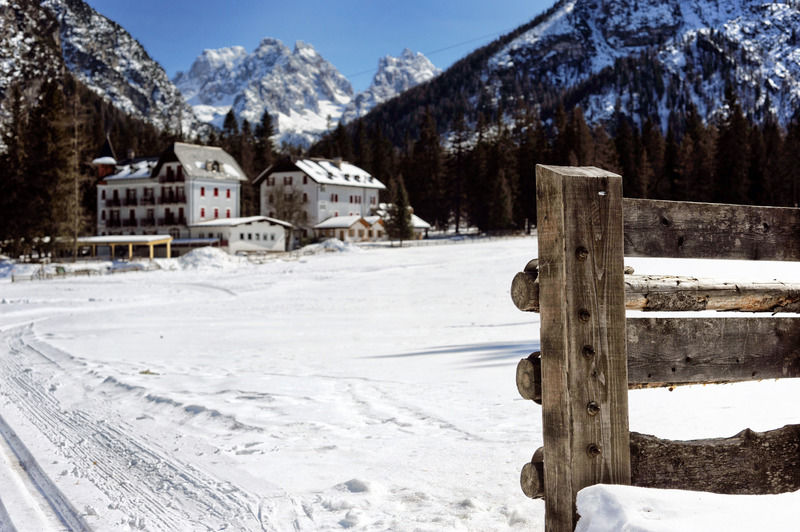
[630,425,800,494]
[512,274,800,313]
[521,425,800,499]
[627,317,800,385]
[623,198,800,260]
[516,352,542,403]
[536,165,630,532]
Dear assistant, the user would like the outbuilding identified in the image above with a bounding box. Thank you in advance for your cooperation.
[189,216,293,253]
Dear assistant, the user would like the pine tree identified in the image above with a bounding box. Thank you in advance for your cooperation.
[714,87,750,204]
[386,174,413,245]
[488,169,514,230]
[22,81,70,258]
[253,110,276,173]
[0,84,27,256]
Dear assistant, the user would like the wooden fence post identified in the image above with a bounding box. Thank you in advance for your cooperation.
[536,165,631,531]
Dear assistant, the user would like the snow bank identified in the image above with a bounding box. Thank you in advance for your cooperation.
[177,246,249,270]
[576,484,800,532]
[299,238,361,255]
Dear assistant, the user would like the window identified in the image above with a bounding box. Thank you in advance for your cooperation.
[248,233,252,240]
[214,187,219,197]
[256,233,260,240]
[358,229,365,237]
[303,175,308,185]
[226,189,231,199]
[302,193,308,203]
[101,190,106,200]
[226,209,230,218]
[240,233,244,240]
[101,210,106,220]
[201,187,205,197]
[348,229,355,237]
[214,208,219,218]
[271,234,275,241]
[201,208,205,217]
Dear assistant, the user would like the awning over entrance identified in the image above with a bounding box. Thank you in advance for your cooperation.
[77,235,173,259]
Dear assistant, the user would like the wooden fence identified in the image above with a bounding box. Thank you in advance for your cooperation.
[510,165,800,532]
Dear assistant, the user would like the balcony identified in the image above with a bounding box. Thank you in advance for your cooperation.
[105,198,121,208]
[159,193,187,205]
[140,196,156,206]
[124,197,138,206]
[106,219,121,228]
[158,173,185,184]
[122,218,138,227]
[140,217,156,227]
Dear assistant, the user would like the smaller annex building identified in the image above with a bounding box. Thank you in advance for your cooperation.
[189,216,293,253]
[313,215,385,242]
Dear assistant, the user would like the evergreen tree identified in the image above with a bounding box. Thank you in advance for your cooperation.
[253,110,276,173]
[0,85,27,256]
[488,169,514,230]
[22,81,70,257]
[386,174,413,245]
[410,109,444,227]
[714,87,750,204]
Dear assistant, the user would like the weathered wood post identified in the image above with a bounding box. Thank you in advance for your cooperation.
[536,165,631,531]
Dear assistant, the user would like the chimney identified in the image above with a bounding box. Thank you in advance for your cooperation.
[127,148,135,161]
[333,157,342,169]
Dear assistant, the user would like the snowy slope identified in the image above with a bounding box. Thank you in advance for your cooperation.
[175,43,439,146]
[1,238,799,530]
[484,0,800,125]
[340,48,441,124]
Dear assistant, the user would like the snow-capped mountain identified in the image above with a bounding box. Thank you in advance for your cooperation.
[485,0,800,126]
[39,0,203,136]
[356,0,800,148]
[175,39,353,147]
[174,43,439,146]
[340,49,441,124]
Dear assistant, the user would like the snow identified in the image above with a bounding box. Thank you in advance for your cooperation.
[0,238,798,530]
[576,484,800,532]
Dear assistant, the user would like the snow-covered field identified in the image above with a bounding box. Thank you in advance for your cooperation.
[0,237,798,531]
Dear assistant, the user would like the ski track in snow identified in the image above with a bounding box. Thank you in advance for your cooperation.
[0,324,260,531]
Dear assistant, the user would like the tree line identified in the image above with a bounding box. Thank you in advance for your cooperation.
[311,91,800,233]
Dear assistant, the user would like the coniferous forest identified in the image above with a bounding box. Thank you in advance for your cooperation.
[2,72,800,257]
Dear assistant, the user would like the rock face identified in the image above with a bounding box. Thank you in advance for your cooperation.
[40,0,203,136]
[175,39,353,147]
[482,0,800,126]
[175,42,440,146]
[0,0,64,114]
[340,48,441,124]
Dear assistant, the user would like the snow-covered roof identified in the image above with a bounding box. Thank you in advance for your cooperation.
[191,215,293,229]
[103,158,158,181]
[363,216,384,226]
[411,214,431,229]
[92,156,117,165]
[285,159,385,190]
[313,215,369,230]
[77,235,172,244]
[168,142,247,182]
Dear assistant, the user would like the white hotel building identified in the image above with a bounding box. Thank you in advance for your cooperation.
[95,142,247,240]
[255,158,386,239]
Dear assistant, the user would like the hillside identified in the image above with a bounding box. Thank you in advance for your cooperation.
[347,0,800,144]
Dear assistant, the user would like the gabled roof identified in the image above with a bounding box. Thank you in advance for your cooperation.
[313,215,371,230]
[102,158,159,181]
[191,215,293,229]
[154,142,248,182]
[255,157,385,190]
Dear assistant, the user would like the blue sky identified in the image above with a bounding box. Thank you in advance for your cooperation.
[85,0,555,93]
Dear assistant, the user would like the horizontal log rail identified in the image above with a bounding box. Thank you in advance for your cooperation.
[623,198,800,261]
[521,424,800,500]
[512,264,800,314]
